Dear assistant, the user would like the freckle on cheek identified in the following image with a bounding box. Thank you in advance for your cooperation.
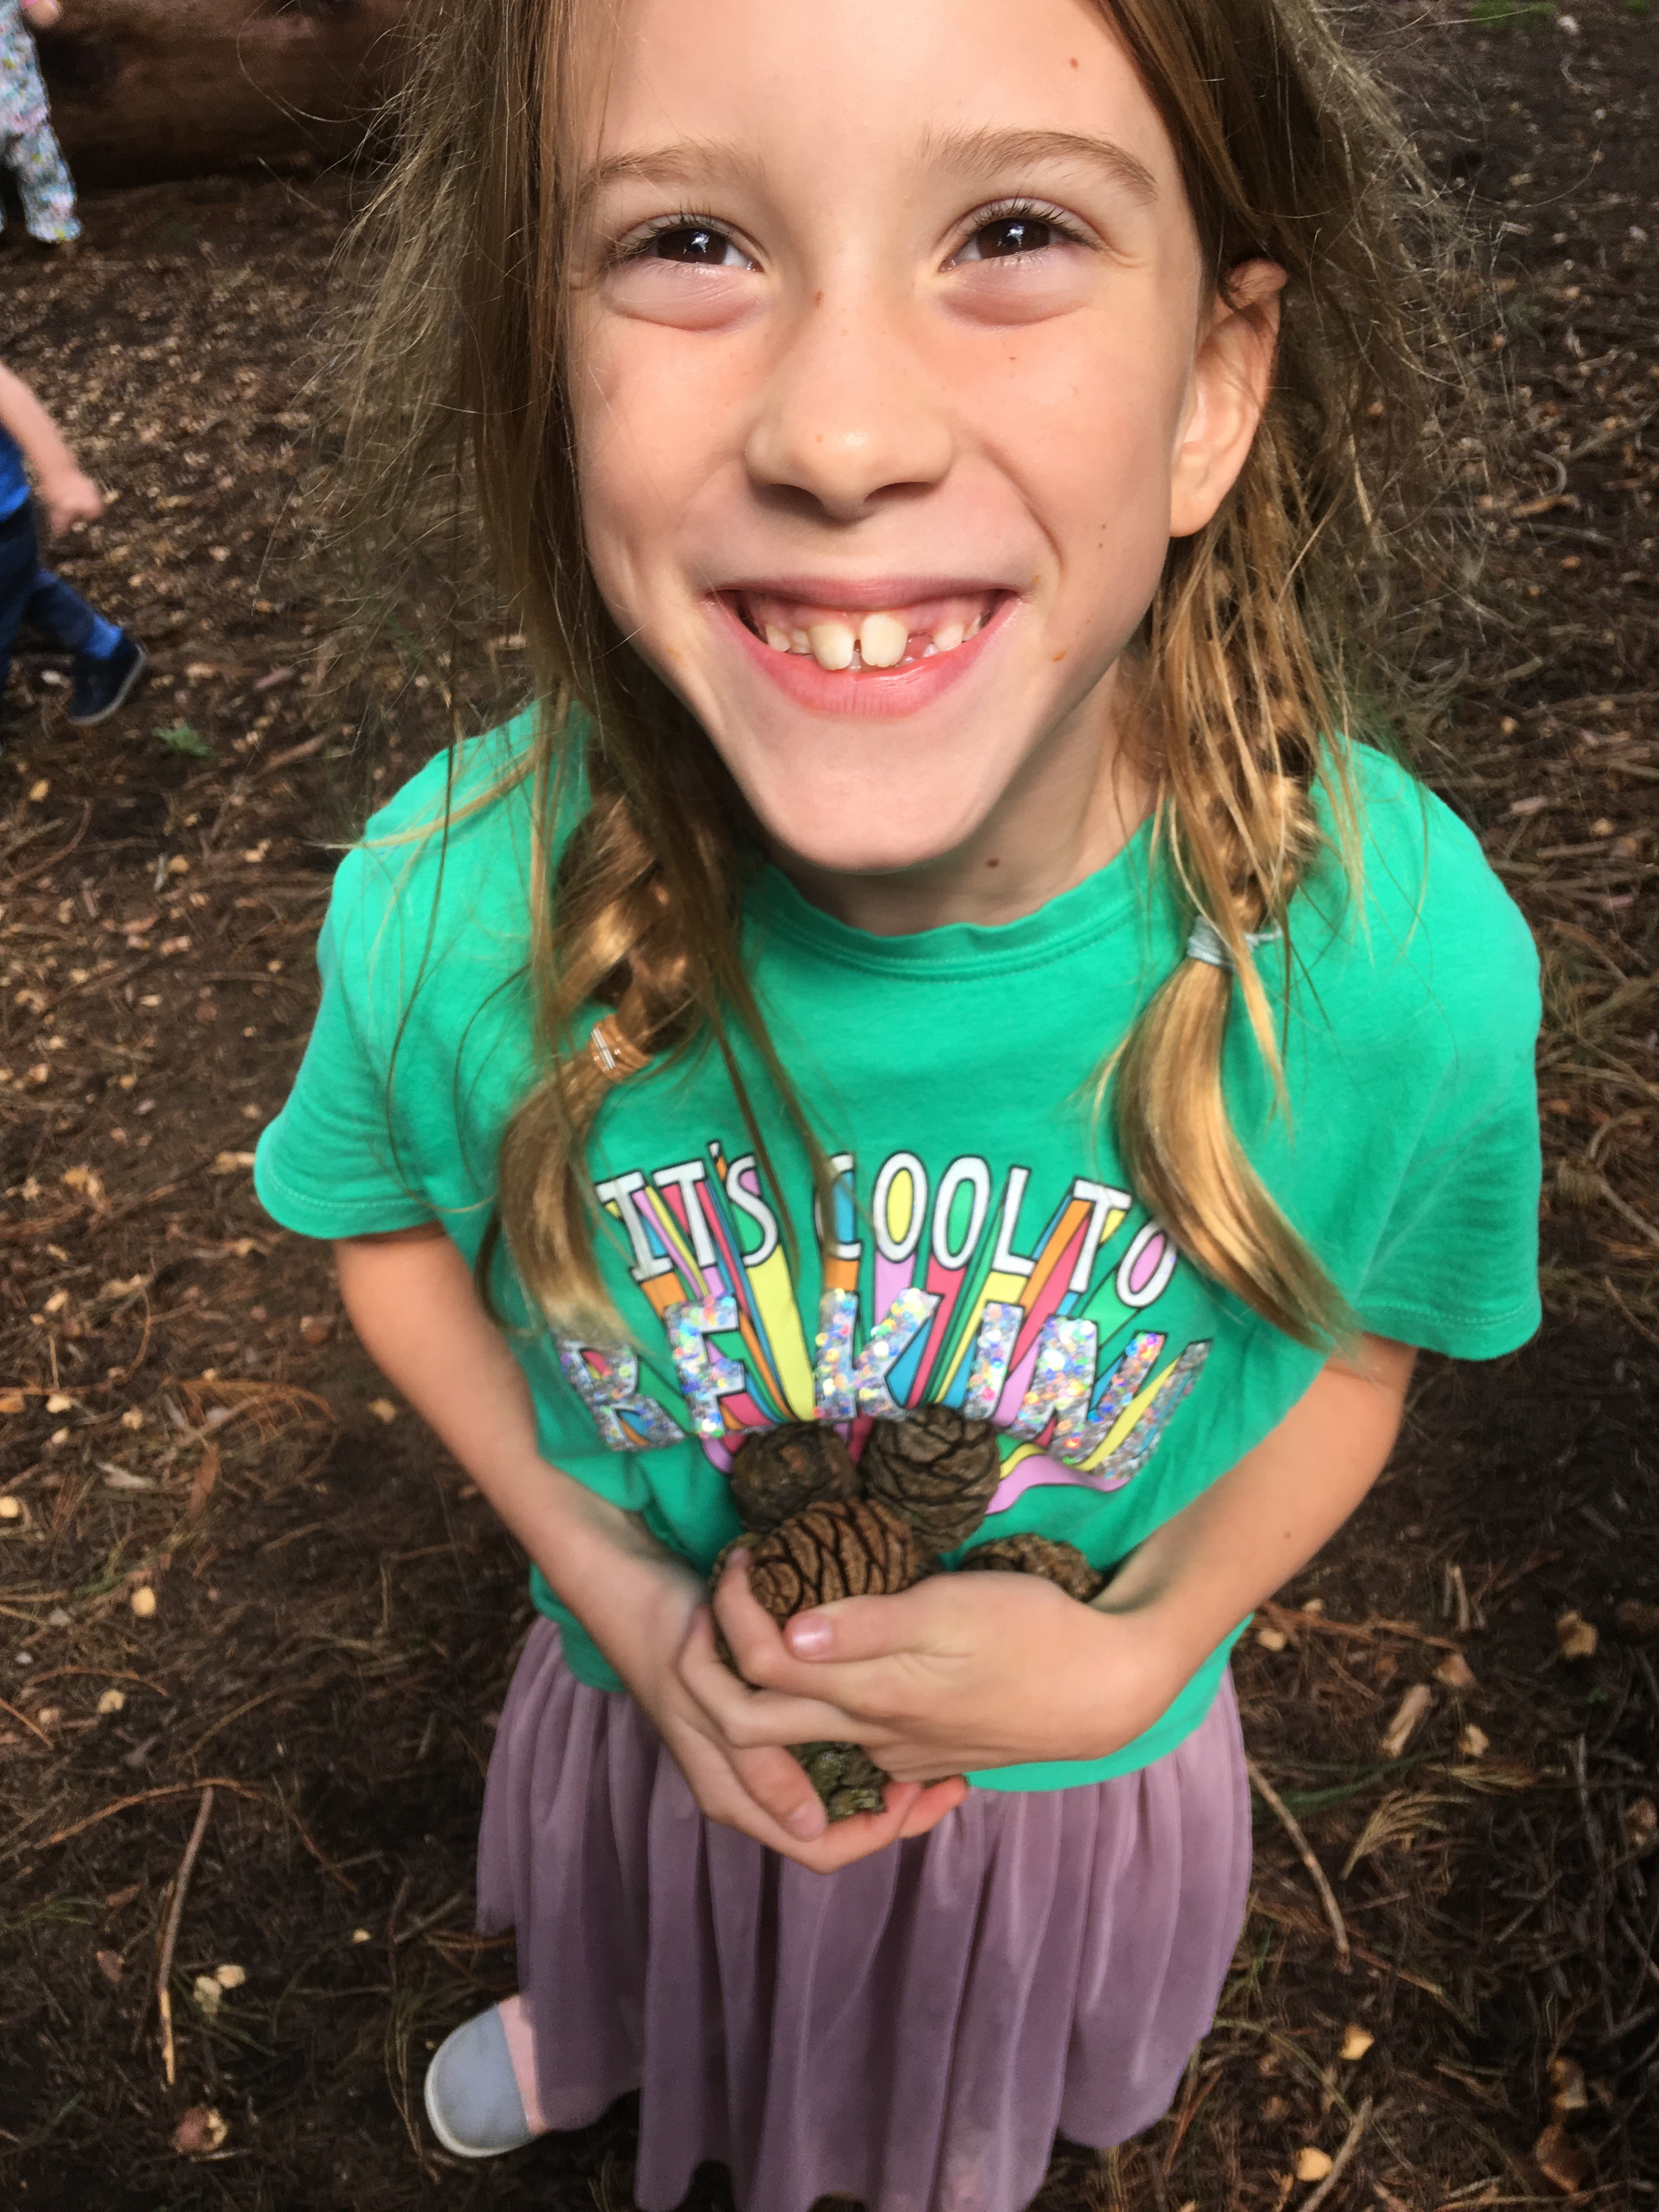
[1051,650,1067,662]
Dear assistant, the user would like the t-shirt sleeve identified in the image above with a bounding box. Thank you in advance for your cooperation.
[1348,795,1543,1360]
[253,842,438,1239]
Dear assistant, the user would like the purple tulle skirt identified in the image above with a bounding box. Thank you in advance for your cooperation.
[477,1621,1250,2212]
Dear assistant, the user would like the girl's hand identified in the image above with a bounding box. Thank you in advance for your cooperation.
[585,1543,968,1870]
[691,1556,1177,1782]
[21,0,63,29]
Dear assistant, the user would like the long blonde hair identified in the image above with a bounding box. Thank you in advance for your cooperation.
[336,0,1468,1347]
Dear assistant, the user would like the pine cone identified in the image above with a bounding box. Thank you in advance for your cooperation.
[860,1405,1003,1554]
[963,1533,1106,1602]
[791,1742,891,1821]
[710,1498,926,1821]
[737,1497,924,1618]
[729,1422,859,1532]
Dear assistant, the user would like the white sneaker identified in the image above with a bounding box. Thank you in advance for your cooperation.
[423,2004,538,2158]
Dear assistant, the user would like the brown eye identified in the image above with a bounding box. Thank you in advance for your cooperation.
[962,215,1059,260]
[650,224,743,266]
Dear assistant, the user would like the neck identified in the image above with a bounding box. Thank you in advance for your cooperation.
[774,662,1154,936]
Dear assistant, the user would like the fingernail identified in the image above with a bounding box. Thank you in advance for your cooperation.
[787,1800,827,1839]
[787,1615,832,1657]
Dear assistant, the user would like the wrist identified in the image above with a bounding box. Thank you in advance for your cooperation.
[1070,1586,1198,1756]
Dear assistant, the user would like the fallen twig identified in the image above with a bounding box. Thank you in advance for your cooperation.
[33,1776,260,1852]
[156,1786,215,2087]
[1248,1758,1351,1971]
[0,1694,52,1749]
[1300,2096,1373,2212]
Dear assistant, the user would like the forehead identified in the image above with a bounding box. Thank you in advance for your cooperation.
[585,0,1178,199]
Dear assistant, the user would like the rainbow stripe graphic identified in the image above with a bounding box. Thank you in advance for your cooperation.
[558,1144,1209,1512]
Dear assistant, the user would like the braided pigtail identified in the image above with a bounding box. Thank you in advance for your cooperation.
[1111,453,1353,1346]
[488,692,826,1337]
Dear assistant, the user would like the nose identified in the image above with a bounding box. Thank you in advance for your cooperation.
[743,286,954,522]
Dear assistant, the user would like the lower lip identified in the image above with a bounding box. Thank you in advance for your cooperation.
[713,595,1012,718]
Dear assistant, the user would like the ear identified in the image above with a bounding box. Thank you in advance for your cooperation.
[1169,259,1286,540]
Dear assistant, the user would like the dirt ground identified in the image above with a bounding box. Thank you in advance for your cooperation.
[2,3,1657,2207]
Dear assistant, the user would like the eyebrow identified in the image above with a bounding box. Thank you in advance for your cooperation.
[578,139,757,212]
[578,126,1158,212]
[918,126,1160,205]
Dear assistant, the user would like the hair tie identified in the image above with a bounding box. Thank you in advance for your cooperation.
[589,1018,649,1080]
[1184,915,1283,972]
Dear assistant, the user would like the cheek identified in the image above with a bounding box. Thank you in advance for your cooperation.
[967,320,1187,582]
[572,329,720,589]
[575,323,752,614]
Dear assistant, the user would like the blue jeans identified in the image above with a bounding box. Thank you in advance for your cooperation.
[0,500,100,706]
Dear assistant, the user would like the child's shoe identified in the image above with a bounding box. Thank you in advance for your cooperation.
[66,633,146,726]
[422,2001,540,2159]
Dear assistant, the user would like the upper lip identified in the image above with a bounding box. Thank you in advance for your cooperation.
[712,574,1017,611]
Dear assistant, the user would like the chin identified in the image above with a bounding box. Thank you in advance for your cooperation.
[755,786,997,884]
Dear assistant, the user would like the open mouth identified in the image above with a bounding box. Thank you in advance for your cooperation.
[727,589,1005,674]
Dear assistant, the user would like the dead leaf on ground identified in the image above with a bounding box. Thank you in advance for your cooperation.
[1533,2123,1590,2194]
[1379,1681,1434,1758]
[172,2106,228,2156]
[94,1950,123,1986]
[1294,2147,1334,2182]
[1615,1598,1659,1641]
[1624,1797,1657,1856]
[1549,2055,1589,2116]
[368,1397,398,1424]
[1434,1650,1478,1693]
[1458,1723,1491,1758]
[1555,1610,1599,1661]
[189,1444,220,1521]
[1340,2025,1375,2062]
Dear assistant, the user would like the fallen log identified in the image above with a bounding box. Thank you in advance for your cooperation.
[33,0,408,189]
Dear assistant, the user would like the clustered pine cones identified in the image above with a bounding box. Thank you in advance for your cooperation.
[860,1404,1004,1554]
[713,1409,1104,1820]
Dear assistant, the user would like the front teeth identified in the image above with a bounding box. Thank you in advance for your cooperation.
[806,620,857,671]
[857,612,909,668]
[757,605,985,669]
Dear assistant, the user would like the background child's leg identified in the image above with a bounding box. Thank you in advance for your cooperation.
[0,507,37,709]
[24,560,119,659]
[12,122,81,245]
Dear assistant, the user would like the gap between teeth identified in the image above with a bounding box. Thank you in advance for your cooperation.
[763,612,976,672]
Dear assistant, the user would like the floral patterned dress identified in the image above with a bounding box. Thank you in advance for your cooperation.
[1,0,80,244]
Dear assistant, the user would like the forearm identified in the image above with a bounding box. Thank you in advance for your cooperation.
[0,364,78,487]
[331,1227,675,1611]
[1098,1333,1417,1686]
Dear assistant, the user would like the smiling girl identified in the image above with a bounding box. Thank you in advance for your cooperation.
[256,0,1541,2203]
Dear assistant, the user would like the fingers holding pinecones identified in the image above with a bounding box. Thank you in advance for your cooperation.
[711,1491,926,1819]
[710,1413,1107,1820]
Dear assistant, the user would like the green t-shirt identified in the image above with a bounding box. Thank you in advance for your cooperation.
[255,716,1541,1791]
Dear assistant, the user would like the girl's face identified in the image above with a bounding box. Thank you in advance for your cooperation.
[570,0,1279,920]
